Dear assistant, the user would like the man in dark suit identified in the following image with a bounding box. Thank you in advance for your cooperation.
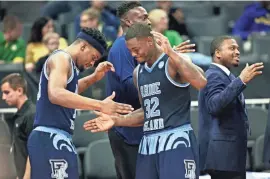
[198,36,264,179]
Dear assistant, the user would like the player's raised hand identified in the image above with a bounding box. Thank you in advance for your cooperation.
[101,91,134,115]
[151,31,173,55]
[239,62,264,84]
[83,111,115,132]
[93,61,115,81]
[174,40,196,53]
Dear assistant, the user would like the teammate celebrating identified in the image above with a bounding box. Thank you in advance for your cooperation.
[84,23,206,179]
[27,28,133,179]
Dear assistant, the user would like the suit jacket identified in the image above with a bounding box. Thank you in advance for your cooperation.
[198,64,249,172]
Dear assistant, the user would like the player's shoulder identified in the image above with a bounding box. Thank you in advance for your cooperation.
[110,36,126,49]
[47,50,71,67]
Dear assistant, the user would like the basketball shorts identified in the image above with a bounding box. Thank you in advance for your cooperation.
[27,126,78,179]
[136,124,199,179]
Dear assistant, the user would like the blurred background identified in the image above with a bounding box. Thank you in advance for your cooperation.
[0,1,269,179]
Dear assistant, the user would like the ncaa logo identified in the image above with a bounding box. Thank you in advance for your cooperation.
[50,159,68,179]
[184,159,196,179]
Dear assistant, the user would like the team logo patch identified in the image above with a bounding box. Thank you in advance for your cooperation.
[11,44,17,51]
[50,159,68,179]
[158,61,164,69]
[184,159,196,179]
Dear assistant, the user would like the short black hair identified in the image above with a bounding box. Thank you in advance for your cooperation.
[210,36,234,57]
[79,27,107,51]
[125,22,152,41]
[117,1,142,18]
[1,73,27,94]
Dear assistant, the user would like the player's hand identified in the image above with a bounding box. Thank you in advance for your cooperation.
[151,31,174,55]
[101,92,134,115]
[83,111,116,132]
[174,40,196,53]
[239,62,264,84]
[93,61,115,82]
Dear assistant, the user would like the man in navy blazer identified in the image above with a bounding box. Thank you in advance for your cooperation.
[198,36,264,179]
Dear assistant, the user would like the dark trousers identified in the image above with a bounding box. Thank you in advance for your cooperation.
[108,129,139,179]
[206,170,246,179]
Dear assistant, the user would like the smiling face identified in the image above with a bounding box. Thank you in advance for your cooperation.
[124,6,151,28]
[215,39,240,68]
[126,36,155,63]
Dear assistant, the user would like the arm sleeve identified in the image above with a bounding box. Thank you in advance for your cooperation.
[25,44,34,64]
[109,41,138,101]
[24,113,35,138]
[205,73,246,115]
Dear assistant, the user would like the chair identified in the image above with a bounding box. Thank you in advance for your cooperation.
[186,15,228,37]
[247,107,268,148]
[251,34,270,57]
[246,149,251,171]
[231,60,270,99]
[174,2,214,18]
[220,2,249,29]
[84,139,117,179]
[73,113,108,154]
[21,23,32,42]
[252,135,265,171]
[0,119,11,145]
[196,35,244,56]
[67,22,76,44]
[0,144,17,179]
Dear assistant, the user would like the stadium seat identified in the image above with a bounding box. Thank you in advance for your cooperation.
[246,149,251,171]
[0,144,17,179]
[220,2,249,29]
[190,108,199,138]
[252,135,265,171]
[251,34,270,57]
[67,22,76,44]
[231,60,270,99]
[0,119,11,145]
[84,139,117,179]
[73,112,108,154]
[186,15,228,37]
[21,23,32,42]
[247,107,268,148]
[196,35,244,56]
[174,2,214,18]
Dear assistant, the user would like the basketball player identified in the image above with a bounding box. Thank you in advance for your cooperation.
[27,28,133,179]
[84,23,207,179]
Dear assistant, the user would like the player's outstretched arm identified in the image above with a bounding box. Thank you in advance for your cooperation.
[151,31,207,90]
[23,156,30,179]
[84,108,144,132]
[84,65,145,132]
[78,61,115,94]
[47,53,133,115]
